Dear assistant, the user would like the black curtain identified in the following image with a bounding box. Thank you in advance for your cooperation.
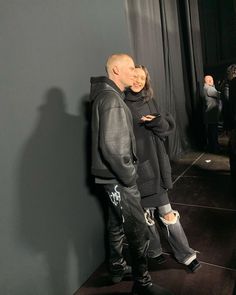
[125,0,204,158]
[178,0,205,149]
[198,0,236,81]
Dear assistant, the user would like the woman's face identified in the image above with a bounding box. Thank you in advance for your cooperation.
[131,68,146,93]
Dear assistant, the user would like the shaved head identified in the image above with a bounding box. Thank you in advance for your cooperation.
[106,54,133,74]
[105,53,135,91]
[204,75,214,86]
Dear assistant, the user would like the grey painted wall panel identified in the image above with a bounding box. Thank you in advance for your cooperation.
[0,1,131,294]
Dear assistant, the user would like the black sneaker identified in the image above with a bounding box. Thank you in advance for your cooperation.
[152,254,166,265]
[187,259,201,272]
[110,265,132,284]
[132,283,173,295]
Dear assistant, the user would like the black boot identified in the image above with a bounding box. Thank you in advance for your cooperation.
[132,283,174,295]
[110,265,132,284]
[150,254,167,265]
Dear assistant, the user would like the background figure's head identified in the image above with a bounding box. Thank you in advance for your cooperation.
[131,65,153,101]
[226,64,236,81]
[204,75,214,86]
[105,54,135,91]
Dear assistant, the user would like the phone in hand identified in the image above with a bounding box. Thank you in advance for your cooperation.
[149,113,159,117]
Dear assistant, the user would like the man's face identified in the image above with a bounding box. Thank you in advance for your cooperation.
[119,57,135,88]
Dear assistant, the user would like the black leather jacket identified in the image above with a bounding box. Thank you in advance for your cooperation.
[90,76,137,187]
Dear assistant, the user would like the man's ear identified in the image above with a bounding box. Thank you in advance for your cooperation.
[113,65,119,75]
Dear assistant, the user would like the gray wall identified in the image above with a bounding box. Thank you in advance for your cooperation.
[0,1,131,294]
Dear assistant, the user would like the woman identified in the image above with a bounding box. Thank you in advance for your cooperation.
[125,65,201,272]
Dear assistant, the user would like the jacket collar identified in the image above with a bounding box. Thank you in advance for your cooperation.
[90,76,125,99]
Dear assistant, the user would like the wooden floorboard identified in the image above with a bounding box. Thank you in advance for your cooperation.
[76,137,236,295]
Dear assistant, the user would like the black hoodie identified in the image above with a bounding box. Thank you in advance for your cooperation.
[90,76,137,187]
[125,90,175,203]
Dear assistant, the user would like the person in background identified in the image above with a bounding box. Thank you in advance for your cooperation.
[203,75,222,153]
[90,54,173,295]
[125,65,201,273]
[219,75,230,133]
[226,64,236,178]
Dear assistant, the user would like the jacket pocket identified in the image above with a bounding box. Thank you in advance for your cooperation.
[137,160,155,183]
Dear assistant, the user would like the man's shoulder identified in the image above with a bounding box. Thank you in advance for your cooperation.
[96,88,124,107]
[203,84,209,91]
[229,78,236,87]
[204,84,213,90]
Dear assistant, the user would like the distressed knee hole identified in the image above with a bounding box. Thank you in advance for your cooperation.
[164,212,175,222]
[160,210,179,225]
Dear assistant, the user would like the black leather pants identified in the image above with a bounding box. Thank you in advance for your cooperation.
[104,183,151,287]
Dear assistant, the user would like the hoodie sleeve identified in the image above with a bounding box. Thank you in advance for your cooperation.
[99,95,137,187]
[144,113,176,140]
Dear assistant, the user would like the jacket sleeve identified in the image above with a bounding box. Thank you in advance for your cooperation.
[206,86,220,99]
[144,113,176,140]
[99,95,137,187]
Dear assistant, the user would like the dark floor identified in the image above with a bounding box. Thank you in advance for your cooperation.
[76,135,236,295]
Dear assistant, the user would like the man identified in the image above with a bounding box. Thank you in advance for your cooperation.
[90,54,173,295]
[203,75,221,153]
[227,64,236,178]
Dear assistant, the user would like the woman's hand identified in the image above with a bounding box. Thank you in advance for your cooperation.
[140,114,156,122]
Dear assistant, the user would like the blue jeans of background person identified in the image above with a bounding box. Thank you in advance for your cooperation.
[145,203,196,265]
[103,183,151,287]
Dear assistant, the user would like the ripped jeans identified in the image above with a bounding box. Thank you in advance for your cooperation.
[145,203,196,265]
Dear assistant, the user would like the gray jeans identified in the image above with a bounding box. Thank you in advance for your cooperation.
[145,203,196,265]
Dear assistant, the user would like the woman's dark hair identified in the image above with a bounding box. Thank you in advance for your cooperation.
[135,65,154,102]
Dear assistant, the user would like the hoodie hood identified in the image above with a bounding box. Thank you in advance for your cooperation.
[90,76,125,102]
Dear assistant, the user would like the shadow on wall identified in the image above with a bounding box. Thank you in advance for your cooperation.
[83,97,109,259]
[16,88,103,294]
